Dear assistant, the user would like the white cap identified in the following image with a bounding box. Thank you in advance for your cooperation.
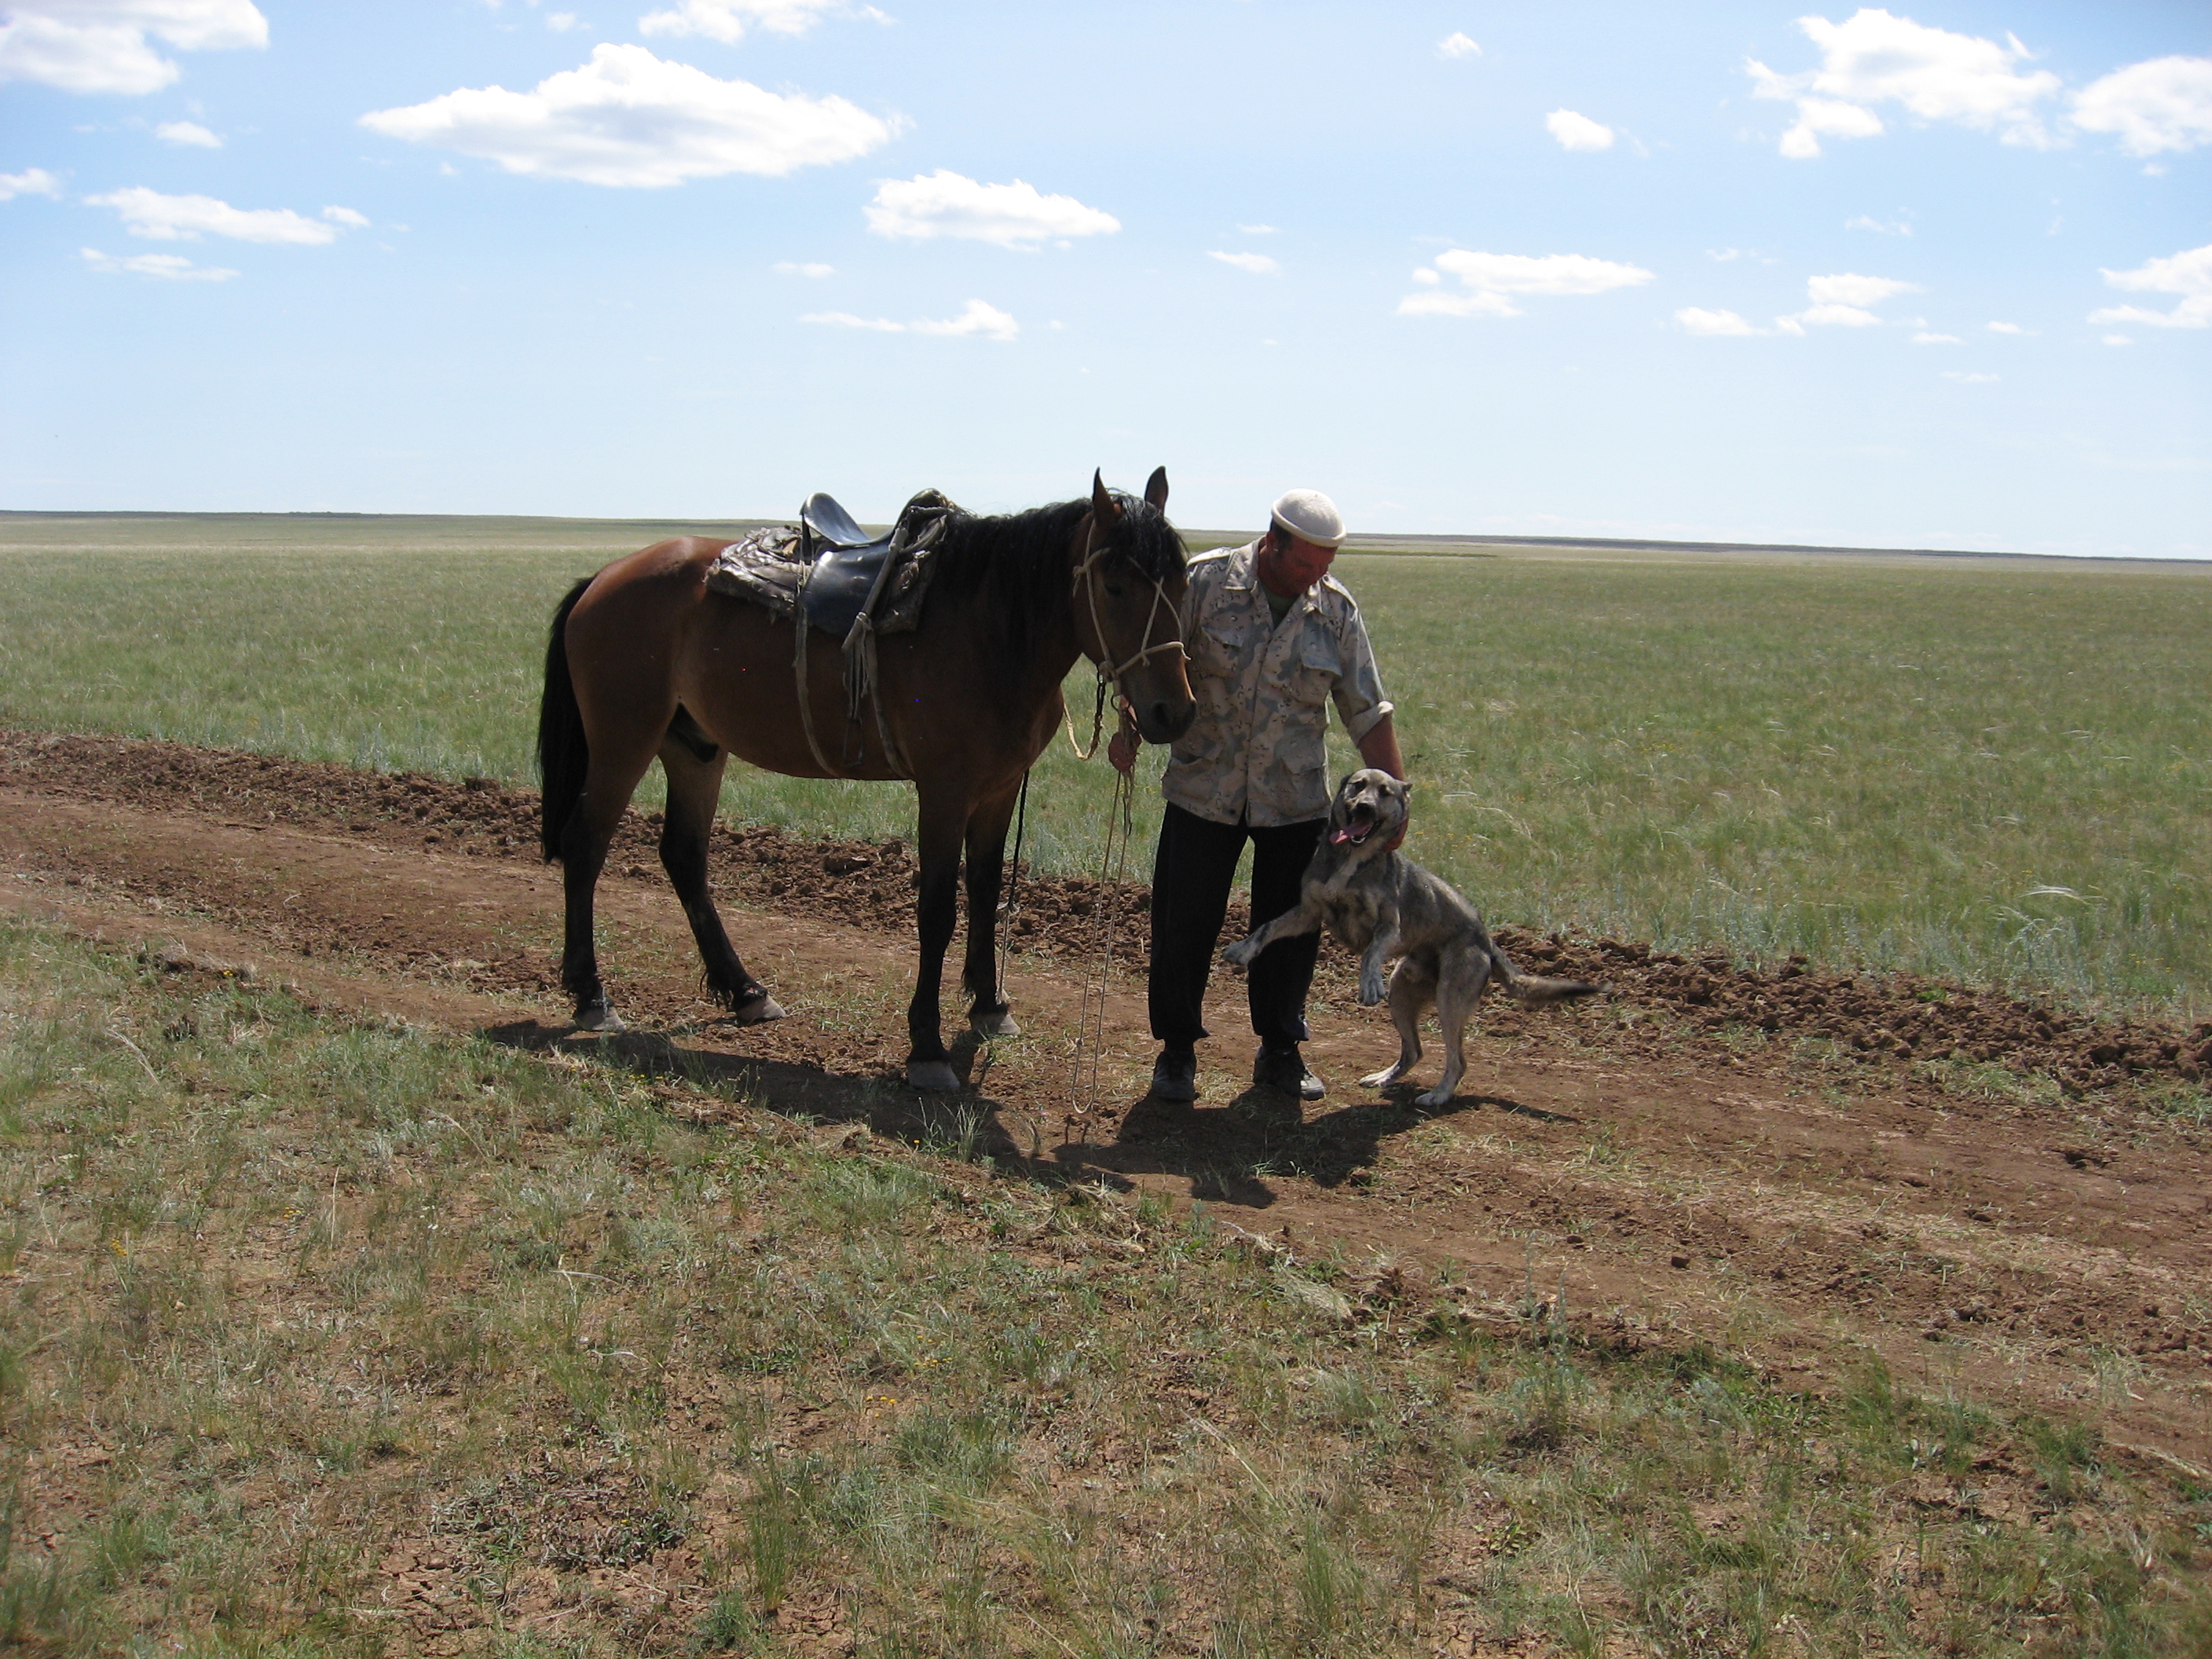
[1269,488,1346,550]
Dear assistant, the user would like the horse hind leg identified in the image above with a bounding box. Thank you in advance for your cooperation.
[659,728,784,1024]
[556,730,662,1032]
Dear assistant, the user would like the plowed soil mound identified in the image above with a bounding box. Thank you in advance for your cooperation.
[2,729,2208,1474]
[6,731,2203,1093]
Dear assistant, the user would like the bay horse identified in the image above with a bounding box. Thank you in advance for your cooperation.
[537,468,1195,1090]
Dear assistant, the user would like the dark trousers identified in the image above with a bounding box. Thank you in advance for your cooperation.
[1148,802,1324,1053]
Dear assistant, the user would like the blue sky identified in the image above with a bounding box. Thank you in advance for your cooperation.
[2,2,2207,555]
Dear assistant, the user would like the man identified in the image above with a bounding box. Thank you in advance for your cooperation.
[1109,488,1404,1104]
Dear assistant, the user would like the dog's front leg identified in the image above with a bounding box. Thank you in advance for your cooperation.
[1357,917,1400,1006]
[1222,902,1320,969]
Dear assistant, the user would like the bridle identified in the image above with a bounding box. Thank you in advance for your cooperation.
[1064,511,1185,759]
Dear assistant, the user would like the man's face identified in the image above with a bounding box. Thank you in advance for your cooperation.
[1258,529,1337,596]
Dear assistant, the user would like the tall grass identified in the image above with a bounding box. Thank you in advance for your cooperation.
[2,515,2205,1016]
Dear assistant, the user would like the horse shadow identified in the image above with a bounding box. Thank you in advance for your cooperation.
[474,1020,1577,1210]
[474,1020,1108,1195]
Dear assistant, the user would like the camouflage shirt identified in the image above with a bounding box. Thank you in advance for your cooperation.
[1161,541,1395,828]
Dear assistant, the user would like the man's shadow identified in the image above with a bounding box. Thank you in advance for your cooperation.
[1060,1080,1580,1209]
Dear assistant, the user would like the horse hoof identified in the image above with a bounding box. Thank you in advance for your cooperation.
[969,1009,1020,1039]
[733,992,788,1025]
[576,1003,625,1034]
[906,1060,961,1092]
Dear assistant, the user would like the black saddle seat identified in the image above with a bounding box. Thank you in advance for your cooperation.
[797,490,960,640]
[799,493,897,639]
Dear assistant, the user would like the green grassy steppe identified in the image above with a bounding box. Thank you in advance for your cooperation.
[2,917,2206,1655]
[0,513,2205,1019]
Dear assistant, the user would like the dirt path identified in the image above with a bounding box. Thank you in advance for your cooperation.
[3,732,2207,1476]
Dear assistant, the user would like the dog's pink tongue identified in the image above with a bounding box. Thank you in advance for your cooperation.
[1330,826,1356,844]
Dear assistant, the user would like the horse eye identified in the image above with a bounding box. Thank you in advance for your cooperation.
[1104,581,1127,598]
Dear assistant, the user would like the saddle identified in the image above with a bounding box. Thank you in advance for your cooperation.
[703,488,961,778]
[798,493,909,640]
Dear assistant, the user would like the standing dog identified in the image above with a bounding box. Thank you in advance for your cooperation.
[1222,769,1601,1108]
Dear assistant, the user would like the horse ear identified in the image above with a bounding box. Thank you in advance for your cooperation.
[1091,469,1121,523]
[1144,466,1169,511]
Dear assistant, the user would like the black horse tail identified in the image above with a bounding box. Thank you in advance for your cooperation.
[537,577,593,863]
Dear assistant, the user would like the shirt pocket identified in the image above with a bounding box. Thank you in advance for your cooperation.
[1288,631,1341,709]
[1190,613,1245,679]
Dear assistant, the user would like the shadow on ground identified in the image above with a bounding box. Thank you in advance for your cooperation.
[475,1019,1563,1210]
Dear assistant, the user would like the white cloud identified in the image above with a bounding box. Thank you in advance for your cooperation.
[1800,302,1882,327]
[639,0,851,42]
[359,44,895,188]
[1748,8,2060,159]
[1987,320,2026,334]
[1545,108,1613,152]
[1236,222,1276,235]
[1912,331,1960,343]
[2071,56,2212,156]
[1760,271,1919,332]
[321,204,368,228]
[1676,307,1763,336]
[1437,31,1479,60]
[82,244,236,279]
[774,259,833,276]
[0,0,266,95]
[1706,247,1745,262]
[1844,214,1909,235]
[2102,334,2132,346]
[911,298,1016,340]
[1771,95,1884,159]
[1207,249,1276,274]
[155,117,219,146]
[1401,250,1653,319]
[2089,243,2212,330]
[1807,271,1917,308]
[1397,288,1520,319]
[802,309,901,331]
[1942,371,1998,383]
[864,170,1118,247]
[85,185,338,243]
[1,166,64,199]
[802,297,1017,341]
[546,10,580,29]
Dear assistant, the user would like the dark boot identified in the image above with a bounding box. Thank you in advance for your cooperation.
[1253,1043,1324,1101]
[1150,1046,1197,1103]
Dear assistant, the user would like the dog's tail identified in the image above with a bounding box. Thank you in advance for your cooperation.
[1488,937,1602,1006]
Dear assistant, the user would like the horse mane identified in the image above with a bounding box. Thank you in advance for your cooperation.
[928,492,1186,664]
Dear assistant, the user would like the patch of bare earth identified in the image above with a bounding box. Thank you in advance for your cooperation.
[2,728,2207,1490]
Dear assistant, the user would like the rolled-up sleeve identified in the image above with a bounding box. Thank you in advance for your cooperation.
[1330,609,1393,743]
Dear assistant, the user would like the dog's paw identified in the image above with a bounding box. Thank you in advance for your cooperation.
[1358,1067,1404,1090]
[1357,969,1386,1006]
[1413,1084,1455,1108]
[1221,938,1259,969]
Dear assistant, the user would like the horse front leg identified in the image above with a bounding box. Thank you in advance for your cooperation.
[960,780,1023,1040]
[905,789,968,1090]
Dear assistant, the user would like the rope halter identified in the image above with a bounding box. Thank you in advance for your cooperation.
[1071,519,1185,684]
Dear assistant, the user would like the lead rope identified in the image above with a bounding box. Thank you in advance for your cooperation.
[994,767,1031,1004]
[1069,720,1138,1124]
